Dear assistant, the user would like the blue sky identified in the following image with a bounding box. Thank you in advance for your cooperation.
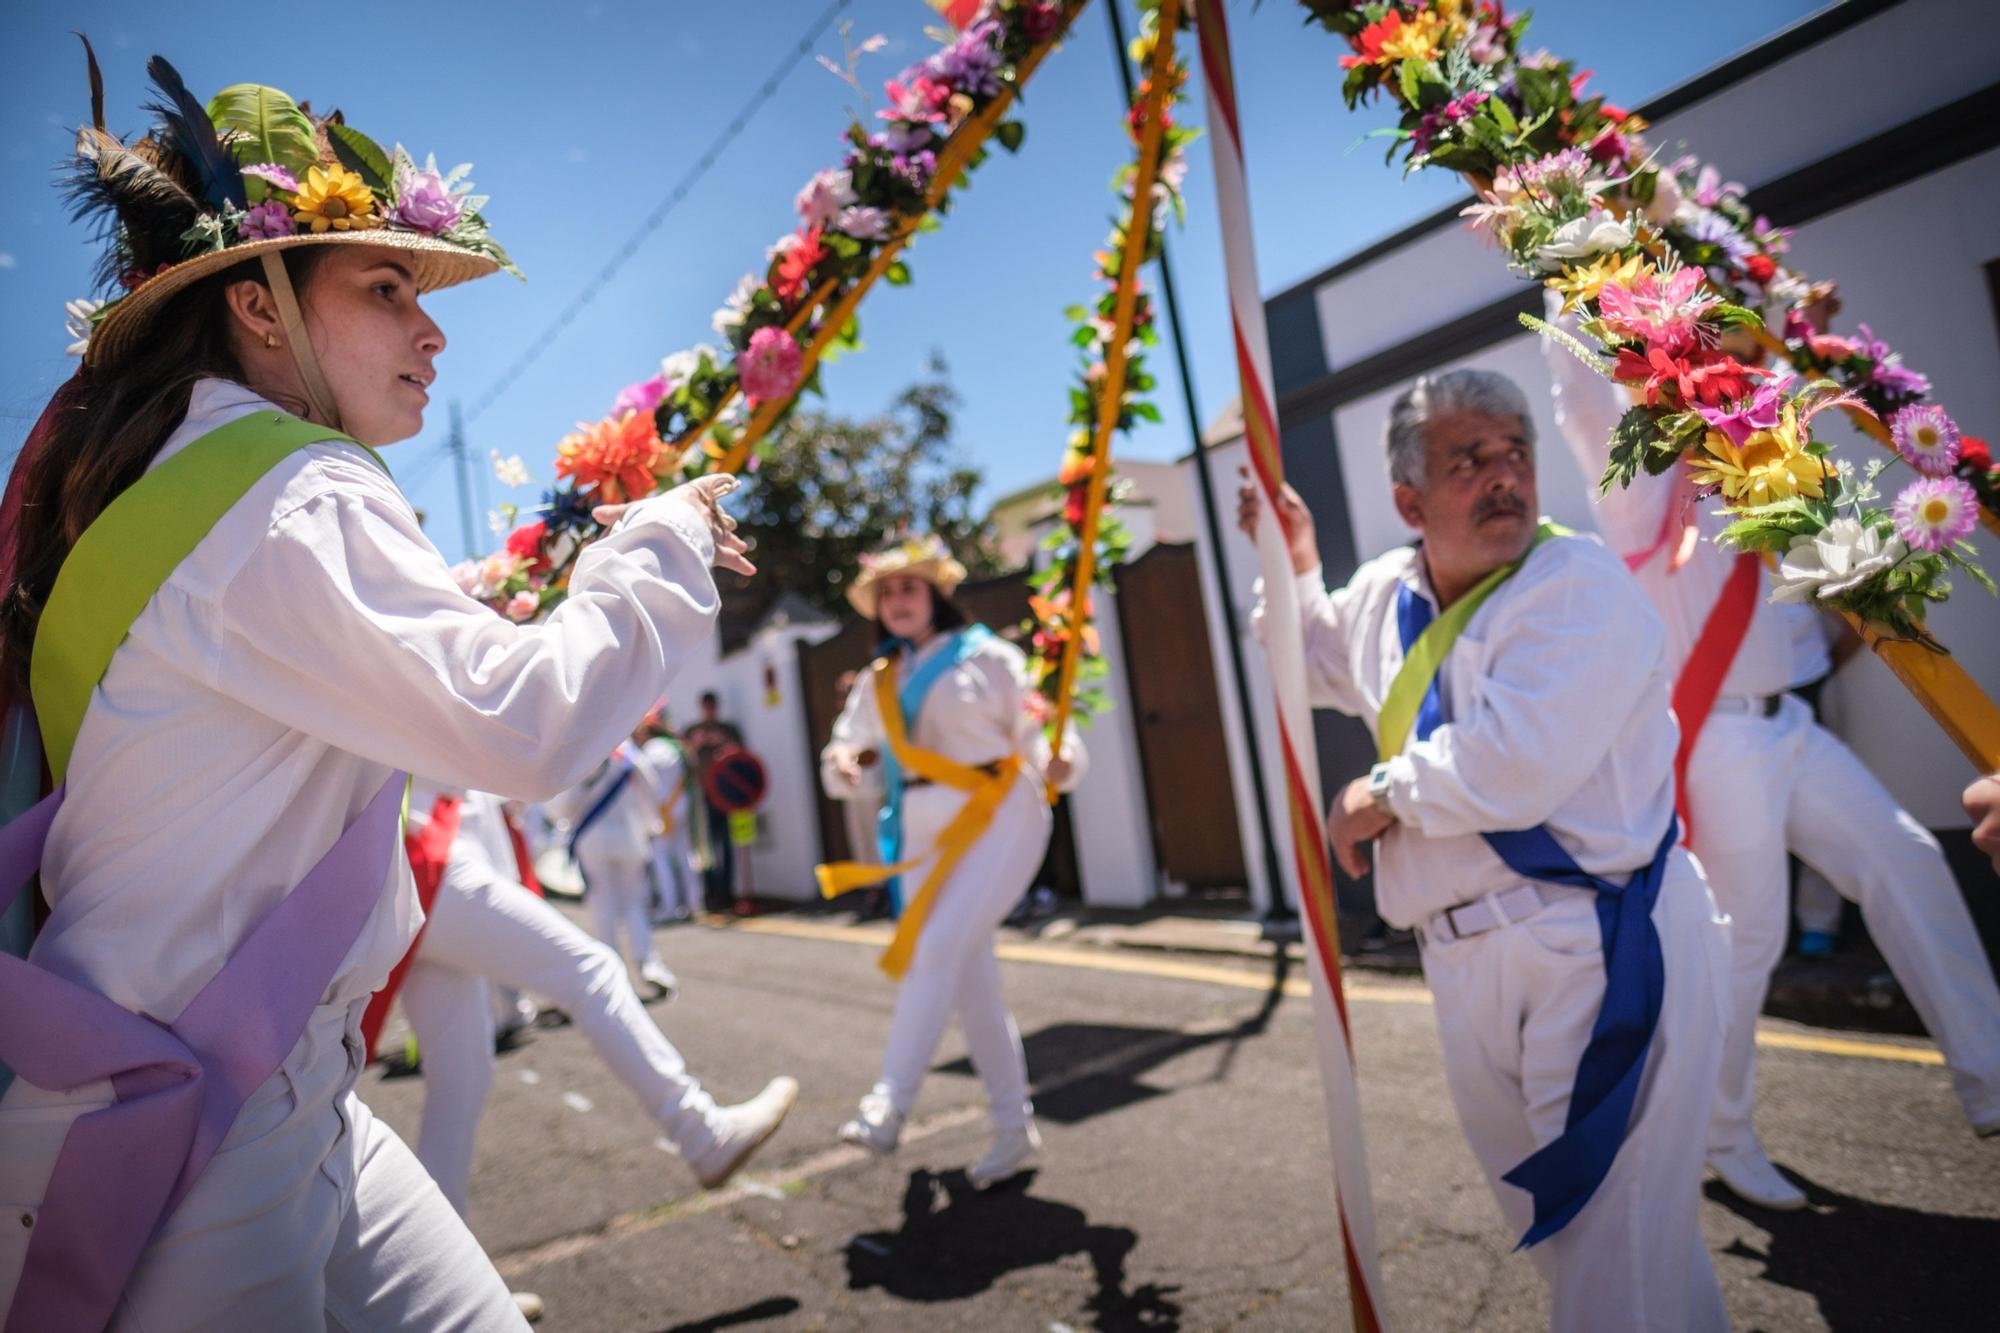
[0,0,1832,560]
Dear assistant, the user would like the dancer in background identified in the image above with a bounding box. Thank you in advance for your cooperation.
[819,537,1085,1188]
[1545,313,2000,1193]
[548,744,682,999]
[638,708,704,923]
[389,782,797,1218]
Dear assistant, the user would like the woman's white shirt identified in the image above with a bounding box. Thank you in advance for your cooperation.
[34,379,720,1022]
[819,629,1087,801]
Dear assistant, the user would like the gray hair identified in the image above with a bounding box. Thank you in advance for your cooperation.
[1384,369,1536,490]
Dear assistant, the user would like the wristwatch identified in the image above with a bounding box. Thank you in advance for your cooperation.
[1366,761,1395,816]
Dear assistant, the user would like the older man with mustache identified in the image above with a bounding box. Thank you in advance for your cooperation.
[1244,369,1733,1332]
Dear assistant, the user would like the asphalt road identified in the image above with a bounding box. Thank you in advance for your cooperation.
[358,913,2000,1332]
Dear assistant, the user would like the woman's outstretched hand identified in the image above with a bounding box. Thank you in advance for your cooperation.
[594,474,756,576]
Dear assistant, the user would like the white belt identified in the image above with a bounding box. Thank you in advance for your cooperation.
[1419,882,1585,945]
[1708,693,1783,718]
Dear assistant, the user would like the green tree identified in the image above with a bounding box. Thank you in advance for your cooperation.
[723,354,998,627]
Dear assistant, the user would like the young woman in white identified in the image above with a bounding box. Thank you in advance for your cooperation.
[819,539,1084,1187]
[0,59,753,1330]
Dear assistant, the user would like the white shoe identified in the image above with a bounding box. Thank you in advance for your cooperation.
[687,1076,799,1190]
[1707,1142,1806,1210]
[968,1123,1041,1189]
[836,1086,904,1155]
[512,1291,545,1323]
[640,958,680,1002]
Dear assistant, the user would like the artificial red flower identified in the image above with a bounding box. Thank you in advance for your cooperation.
[505,519,550,573]
[1743,254,1777,284]
[1960,435,1993,474]
[1064,484,1089,530]
[1614,346,1766,409]
[771,226,828,306]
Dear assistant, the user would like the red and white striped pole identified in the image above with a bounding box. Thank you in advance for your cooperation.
[1192,3,1385,1328]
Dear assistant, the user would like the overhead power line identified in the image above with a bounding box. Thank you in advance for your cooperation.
[465,0,856,425]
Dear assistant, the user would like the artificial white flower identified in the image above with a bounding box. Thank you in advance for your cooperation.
[711,273,758,336]
[1642,168,1683,226]
[491,451,532,488]
[1534,210,1638,271]
[64,297,104,357]
[661,343,718,389]
[1769,517,1907,604]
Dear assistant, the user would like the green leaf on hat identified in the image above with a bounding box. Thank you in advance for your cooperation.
[326,122,394,195]
[206,84,317,174]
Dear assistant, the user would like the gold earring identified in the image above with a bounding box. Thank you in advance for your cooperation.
[264,332,280,349]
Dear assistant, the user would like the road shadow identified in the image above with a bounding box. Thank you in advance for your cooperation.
[845,1169,1182,1330]
[934,951,1291,1125]
[1709,1166,2000,1328]
[651,1296,801,1332]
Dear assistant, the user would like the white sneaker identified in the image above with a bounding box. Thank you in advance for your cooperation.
[968,1123,1041,1189]
[1707,1142,1806,1210]
[512,1291,545,1323]
[836,1086,905,1154]
[687,1076,799,1190]
[640,958,680,1002]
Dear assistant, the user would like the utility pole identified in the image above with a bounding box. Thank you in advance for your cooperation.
[448,400,478,560]
[1104,0,1292,922]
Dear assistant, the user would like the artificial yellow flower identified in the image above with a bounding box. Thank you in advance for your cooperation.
[292,165,381,234]
[1546,254,1649,314]
[1686,405,1829,508]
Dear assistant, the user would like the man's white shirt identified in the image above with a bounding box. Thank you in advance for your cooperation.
[1271,532,1680,928]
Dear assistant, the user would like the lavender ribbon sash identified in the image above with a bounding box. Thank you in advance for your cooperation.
[0,774,403,1332]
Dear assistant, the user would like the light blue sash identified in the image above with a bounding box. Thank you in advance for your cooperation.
[877,625,993,912]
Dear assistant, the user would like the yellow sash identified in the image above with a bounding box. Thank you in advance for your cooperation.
[815,660,1023,979]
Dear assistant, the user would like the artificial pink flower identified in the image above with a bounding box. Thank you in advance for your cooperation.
[505,590,541,622]
[1894,476,1978,553]
[1595,266,1718,356]
[1695,375,1792,446]
[612,373,669,420]
[879,74,952,124]
[739,326,802,406]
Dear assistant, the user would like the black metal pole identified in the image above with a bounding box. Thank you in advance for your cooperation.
[1104,0,1293,921]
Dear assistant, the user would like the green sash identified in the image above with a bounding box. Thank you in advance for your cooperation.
[29,410,380,783]
[1376,522,1566,762]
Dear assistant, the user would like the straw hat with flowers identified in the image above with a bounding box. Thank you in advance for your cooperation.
[846,534,970,619]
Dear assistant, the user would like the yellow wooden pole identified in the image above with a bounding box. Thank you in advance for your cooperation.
[675,2,1091,478]
[1044,0,1182,790]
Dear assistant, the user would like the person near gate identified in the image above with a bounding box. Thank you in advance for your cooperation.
[1243,369,1732,1332]
[638,708,703,923]
[817,536,1086,1189]
[547,743,681,999]
[1544,318,2000,1202]
[373,781,795,1229]
[0,50,754,1332]
[684,691,744,910]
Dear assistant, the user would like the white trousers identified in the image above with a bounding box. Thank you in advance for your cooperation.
[401,853,720,1215]
[650,825,702,917]
[577,851,664,974]
[1421,854,1732,1333]
[0,1003,522,1331]
[1687,697,2000,1143]
[878,773,1049,1131]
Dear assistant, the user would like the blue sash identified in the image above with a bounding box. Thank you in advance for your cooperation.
[568,755,635,867]
[1397,583,1674,1249]
[876,625,993,913]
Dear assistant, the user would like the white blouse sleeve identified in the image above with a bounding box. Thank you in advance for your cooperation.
[1252,566,1372,716]
[985,639,1088,791]
[208,448,721,801]
[821,666,885,799]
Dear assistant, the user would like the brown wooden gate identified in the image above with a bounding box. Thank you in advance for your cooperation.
[796,572,1081,895]
[1113,542,1247,894]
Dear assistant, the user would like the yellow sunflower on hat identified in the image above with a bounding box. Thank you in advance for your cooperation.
[292,165,382,233]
